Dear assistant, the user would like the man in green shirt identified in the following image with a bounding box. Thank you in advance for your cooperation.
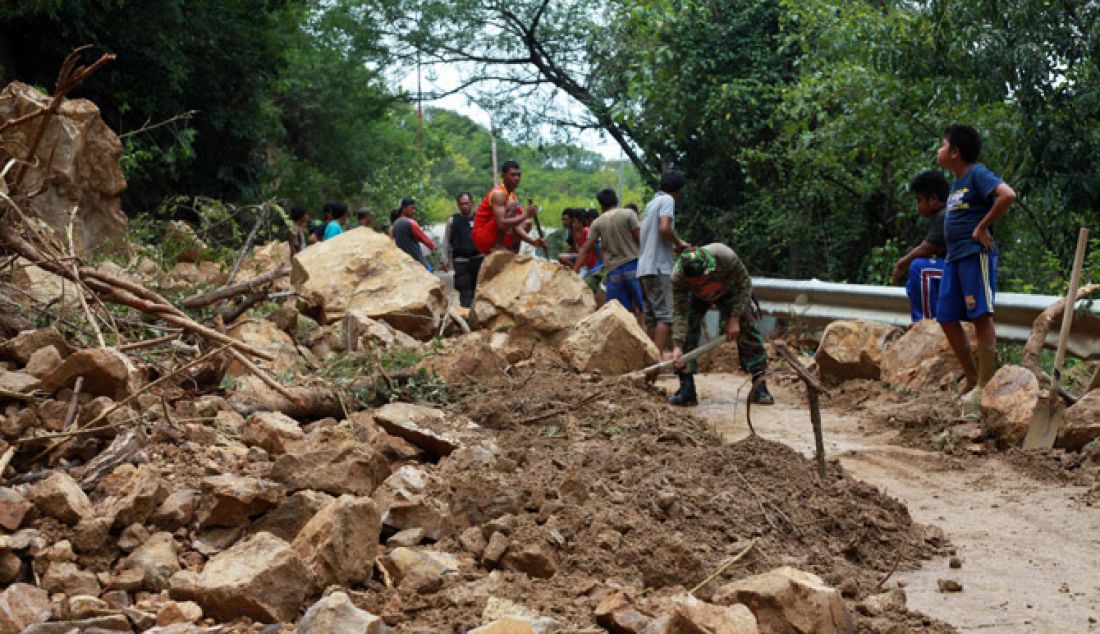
[669,244,773,406]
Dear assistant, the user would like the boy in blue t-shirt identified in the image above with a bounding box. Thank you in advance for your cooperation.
[935,124,1017,394]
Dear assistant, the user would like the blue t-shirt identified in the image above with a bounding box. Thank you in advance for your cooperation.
[322,220,344,241]
[944,163,1003,262]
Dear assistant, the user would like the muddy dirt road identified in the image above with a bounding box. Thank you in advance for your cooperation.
[660,372,1100,633]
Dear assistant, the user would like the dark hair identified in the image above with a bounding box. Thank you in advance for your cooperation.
[596,188,618,209]
[625,203,639,212]
[456,191,472,202]
[501,160,521,173]
[322,202,336,218]
[356,209,371,220]
[585,208,599,223]
[330,203,348,219]
[908,170,950,202]
[290,204,308,222]
[389,208,401,222]
[659,171,686,193]
[943,124,982,163]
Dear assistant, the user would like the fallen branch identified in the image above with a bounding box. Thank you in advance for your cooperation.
[61,376,83,432]
[689,538,758,595]
[1021,283,1099,380]
[0,446,14,479]
[219,289,270,324]
[118,334,180,352]
[225,200,274,285]
[118,109,198,139]
[0,387,38,402]
[182,264,289,309]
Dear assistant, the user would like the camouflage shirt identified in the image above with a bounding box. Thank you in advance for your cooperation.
[671,243,753,345]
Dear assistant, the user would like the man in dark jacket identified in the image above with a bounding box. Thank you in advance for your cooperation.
[443,192,482,307]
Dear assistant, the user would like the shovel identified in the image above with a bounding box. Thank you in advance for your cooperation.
[621,335,727,380]
[1022,227,1089,450]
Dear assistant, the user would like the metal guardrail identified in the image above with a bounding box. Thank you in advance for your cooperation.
[751,277,1100,360]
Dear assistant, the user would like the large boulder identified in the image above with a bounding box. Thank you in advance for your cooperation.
[292,227,447,339]
[40,348,142,400]
[560,302,659,375]
[815,320,901,381]
[292,495,382,588]
[0,82,127,256]
[179,532,309,623]
[236,240,293,292]
[980,365,1040,444]
[881,320,976,390]
[225,319,300,378]
[471,251,596,333]
[1057,389,1100,451]
[712,566,851,634]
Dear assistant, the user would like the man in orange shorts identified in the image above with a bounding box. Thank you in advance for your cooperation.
[473,160,547,254]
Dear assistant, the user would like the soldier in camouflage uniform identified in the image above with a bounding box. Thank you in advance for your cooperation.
[668,244,774,406]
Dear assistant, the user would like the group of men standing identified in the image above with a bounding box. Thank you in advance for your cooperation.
[460,161,776,407]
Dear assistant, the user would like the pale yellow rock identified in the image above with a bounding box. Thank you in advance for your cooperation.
[980,365,1040,444]
[1058,389,1100,451]
[881,320,976,390]
[0,82,128,257]
[815,320,901,381]
[292,227,447,339]
[226,318,301,377]
[670,596,759,633]
[345,308,421,352]
[560,302,659,375]
[471,251,596,333]
[713,566,851,634]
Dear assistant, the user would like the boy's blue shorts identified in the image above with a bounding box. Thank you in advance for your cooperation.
[605,260,645,313]
[936,251,997,323]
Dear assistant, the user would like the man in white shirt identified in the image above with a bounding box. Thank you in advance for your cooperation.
[637,171,690,357]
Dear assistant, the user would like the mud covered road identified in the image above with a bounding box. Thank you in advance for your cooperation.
[666,372,1100,633]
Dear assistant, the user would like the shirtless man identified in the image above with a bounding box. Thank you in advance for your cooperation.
[472,160,547,254]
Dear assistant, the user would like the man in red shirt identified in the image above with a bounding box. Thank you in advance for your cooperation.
[473,161,546,254]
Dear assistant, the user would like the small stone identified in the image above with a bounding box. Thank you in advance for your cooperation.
[42,561,101,596]
[117,523,151,552]
[458,526,487,557]
[292,494,382,589]
[123,532,181,592]
[949,557,962,569]
[196,474,282,528]
[0,551,22,583]
[501,543,556,579]
[155,600,203,626]
[298,591,382,634]
[247,490,332,542]
[937,578,963,593]
[40,347,142,400]
[65,595,109,620]
[387,528,426,547]
[482,532,510,567]
[151,490,199,531]
[24,346,62,378]
[242,411,305,455]
[0,487,33,530]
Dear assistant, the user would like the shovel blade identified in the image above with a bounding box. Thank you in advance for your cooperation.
[1022,401,1064,450]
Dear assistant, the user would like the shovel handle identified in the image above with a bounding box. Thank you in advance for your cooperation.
[1052,228,1089,383]
[626,335,727,378]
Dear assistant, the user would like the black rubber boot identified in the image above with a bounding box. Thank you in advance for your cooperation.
[749,380,774,405]
[668,372,698,406]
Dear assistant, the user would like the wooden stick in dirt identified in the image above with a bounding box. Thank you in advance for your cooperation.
[219,289,270,325]
[181,265,289,309]
[0,446,15,480]
[118,334,180,352]
[61,376,83,432]
[227,347,304,406]
[776,342,829,478]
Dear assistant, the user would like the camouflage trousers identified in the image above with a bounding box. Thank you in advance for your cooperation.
[682,294,767,377]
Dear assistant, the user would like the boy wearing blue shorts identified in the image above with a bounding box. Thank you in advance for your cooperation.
[936,124,1016,393]
[894,170,949,321]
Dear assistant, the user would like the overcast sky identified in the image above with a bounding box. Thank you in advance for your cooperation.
[400,64,622,160]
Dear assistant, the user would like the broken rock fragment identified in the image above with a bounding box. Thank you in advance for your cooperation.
[181,532,310,623]
[40,347,141,400]
[0,487,33,530]
[98,463,167,529]
[712,566,851,634]
[979,365,1040,445]
[373,402,470,457]
[26,472,93,525]
[242,411,305,455]
[270,444,389,496]
[248,490,333,542]
[196,474,282,528]
[560,302,659,375]
[1058,389,1100,451]
[292,494,382,588]
[298,591,382,634]
[815,320,900,381]
[0,328,72,365]
[0,583,52,634]
[122,531,181,592]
